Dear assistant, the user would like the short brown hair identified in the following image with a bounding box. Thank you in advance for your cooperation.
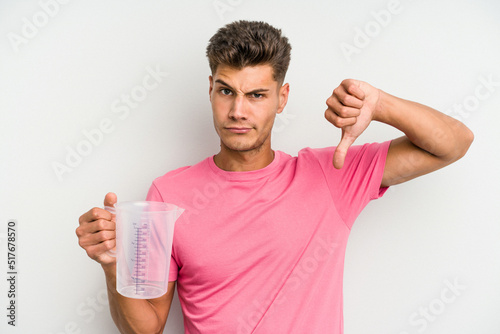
[206,20,292,85]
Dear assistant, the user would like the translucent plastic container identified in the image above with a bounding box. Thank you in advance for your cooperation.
[105,201,184,299]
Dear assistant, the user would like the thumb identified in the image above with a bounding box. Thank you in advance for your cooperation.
[333,130,356,169]
[104,192,117,208]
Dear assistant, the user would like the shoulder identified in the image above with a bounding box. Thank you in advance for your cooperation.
[151,157,211,187]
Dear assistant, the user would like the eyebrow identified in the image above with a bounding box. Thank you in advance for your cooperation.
[215,79,270,94]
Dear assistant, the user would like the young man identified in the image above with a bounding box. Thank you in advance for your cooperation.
[76,21,473,333]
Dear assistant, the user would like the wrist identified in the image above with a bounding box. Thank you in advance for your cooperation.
[101,262,117,278]
[372,89,391,123]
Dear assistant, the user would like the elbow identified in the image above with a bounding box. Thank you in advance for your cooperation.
[450,125,474,162]
[458,126,474,158]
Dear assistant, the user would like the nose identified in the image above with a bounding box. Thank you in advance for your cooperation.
[228,95,247,120]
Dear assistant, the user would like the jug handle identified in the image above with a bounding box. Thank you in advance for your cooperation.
[104,205,117,258]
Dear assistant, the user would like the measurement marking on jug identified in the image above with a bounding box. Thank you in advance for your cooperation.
[5,220,17,326]
[133,220,150,295]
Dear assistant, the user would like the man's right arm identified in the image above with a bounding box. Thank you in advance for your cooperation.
[76,192,175,334]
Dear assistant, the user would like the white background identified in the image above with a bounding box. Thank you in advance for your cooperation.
[1,0,499,333]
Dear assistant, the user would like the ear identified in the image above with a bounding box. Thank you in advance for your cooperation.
[209,75,214,101]
[277,83,290,114]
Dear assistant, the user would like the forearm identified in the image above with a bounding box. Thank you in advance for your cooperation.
[102,264,164,334]
[374,90,474,161]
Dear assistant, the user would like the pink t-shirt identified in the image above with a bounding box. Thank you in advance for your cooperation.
[146,141,391,333]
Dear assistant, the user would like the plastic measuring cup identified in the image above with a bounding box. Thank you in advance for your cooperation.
[105,201,184,299]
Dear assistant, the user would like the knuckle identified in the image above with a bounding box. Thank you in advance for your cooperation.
[333,87,341,97]
[104,230,115,239]
[98,230,113,242]
[335,118,346,128]
[346,81,356,91]
[103,239,115,250]
[325,96,334,108]
[95,219,105,230]
[324,109,331,119]
[342,95,353,106]
[325,111,339,127]
[333,120,343,128]
[339,106,349,117]
[90,207,101,218]
[97,218,111,231]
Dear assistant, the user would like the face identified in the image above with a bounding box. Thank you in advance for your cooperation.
[209,64,289,154]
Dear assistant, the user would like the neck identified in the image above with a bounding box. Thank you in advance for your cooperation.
[213,145,275,172]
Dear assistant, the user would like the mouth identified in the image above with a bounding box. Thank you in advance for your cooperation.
[225,127,253,134]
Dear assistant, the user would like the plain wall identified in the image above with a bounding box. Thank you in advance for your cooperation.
[1,0,499,333]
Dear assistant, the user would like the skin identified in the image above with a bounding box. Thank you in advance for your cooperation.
[76,64,473,333]
[324,80,474,186]
[209,64,289,171]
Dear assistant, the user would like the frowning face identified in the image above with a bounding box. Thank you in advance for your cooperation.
[209,64,289,153]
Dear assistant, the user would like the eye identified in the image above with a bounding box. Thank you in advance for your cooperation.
[251,93,263,99]
[220,88,232,96]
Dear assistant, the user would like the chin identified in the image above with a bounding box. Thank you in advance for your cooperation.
[222,139,260,152]
[220,133,270,153]
[226,144,256,152]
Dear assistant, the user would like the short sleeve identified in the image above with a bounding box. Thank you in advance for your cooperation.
[309,140,391,229]
[146,182,179,282]
[146,182,164,202]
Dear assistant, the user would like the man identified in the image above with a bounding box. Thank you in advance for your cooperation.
[76,21,473,333]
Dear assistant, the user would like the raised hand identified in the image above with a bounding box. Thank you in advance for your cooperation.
[324,79,381,169]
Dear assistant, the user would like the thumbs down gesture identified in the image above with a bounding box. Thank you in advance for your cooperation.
[325,79,381,169]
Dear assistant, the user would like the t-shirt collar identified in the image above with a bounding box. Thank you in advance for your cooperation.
[207,150,282,181]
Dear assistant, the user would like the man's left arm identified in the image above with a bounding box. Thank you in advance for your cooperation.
[325,79,474,187]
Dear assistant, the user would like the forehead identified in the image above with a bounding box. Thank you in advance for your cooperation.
[213,64,277,90]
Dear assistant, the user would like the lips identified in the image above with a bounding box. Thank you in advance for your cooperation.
[225,127,252,134]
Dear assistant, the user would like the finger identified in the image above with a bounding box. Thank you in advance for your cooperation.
[83,239,116,261]
[330,85,364,110]
[333,131,357,169]
[78,229,116,249]
[341,79,365,101]
[104,192,117,208]
[78,207,113,226]
[81,218,116,234]
[324,108,358,128]
[75,220,116,246]
[325,94,361,118]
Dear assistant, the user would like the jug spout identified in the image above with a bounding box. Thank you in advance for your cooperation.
[161,202,185,220]
[162,203,185,222]
[173,207,185,221]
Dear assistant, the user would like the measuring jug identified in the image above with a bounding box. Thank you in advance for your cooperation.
[105,201,184,299]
